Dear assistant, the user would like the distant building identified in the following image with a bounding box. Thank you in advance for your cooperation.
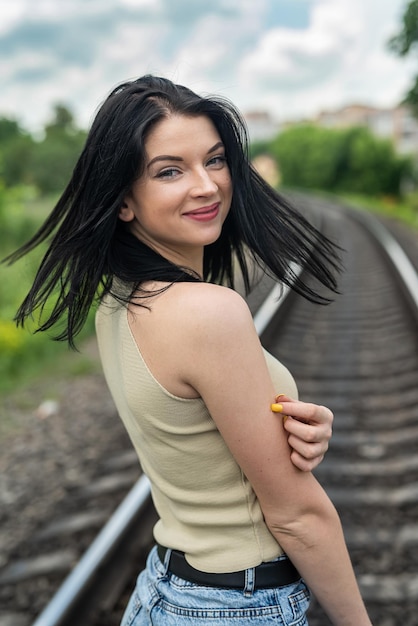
[244,103,418,154]
[315,104,418,155]
[244,111,281,142]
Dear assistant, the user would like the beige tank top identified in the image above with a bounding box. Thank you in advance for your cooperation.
[95,296,298,573]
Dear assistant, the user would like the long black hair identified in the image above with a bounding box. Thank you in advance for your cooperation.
[5,74,341,347]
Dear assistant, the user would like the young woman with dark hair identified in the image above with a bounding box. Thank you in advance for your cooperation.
[6,75,371,625]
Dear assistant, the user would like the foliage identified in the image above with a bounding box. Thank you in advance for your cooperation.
[389,0,418,55]
[0,104,86,194]
[335,127,411,195]
[31,104,87,194]
[388,0,418,117]
[30,127,86,194]
[0,184,41,251]
[0,185,95,392]
[0,118,36,187]
[269,125,344,190]
[402,75,418,116]
[263,124,412,196]
[0,118,23,142]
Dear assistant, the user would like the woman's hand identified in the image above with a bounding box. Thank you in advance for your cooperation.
[271,395,333,472]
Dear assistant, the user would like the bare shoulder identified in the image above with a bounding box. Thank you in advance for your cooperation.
[170,282,254,333]
[171,281,246,306]
[169,283,262,383]
[128,282,257,399]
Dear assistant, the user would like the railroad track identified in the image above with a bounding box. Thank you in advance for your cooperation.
[264,195,418,625]
[1,196,417,626]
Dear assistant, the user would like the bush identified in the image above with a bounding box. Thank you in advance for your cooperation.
[266,124,413,197]
[0,106,87,195]
[0,185,95,391]
[30,129,86,194]
[0,184,41,251]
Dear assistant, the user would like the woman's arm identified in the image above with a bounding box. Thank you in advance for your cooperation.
[179,285,371,626]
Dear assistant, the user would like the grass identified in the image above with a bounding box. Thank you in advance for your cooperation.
[0,321,100,390]
[320,190,418,230]
[0,186,99,397]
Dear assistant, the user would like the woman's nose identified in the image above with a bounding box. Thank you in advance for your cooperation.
[190,168,218,196]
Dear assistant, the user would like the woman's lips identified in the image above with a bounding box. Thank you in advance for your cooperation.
[183,203,220,221]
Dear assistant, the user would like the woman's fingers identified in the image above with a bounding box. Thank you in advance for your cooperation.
[271,399,333,471]
[289,448,325,472]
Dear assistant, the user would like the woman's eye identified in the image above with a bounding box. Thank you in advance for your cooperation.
[207,155,227,168]
[156,168,180,179]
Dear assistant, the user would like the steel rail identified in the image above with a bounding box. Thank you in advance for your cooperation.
[31,475,151,626]
[346,208,418,313]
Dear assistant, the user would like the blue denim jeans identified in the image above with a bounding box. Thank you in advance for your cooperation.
[120,546,310,625]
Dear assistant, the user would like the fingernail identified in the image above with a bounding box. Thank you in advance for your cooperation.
[271,403,283,413]
[283,415,288,423]
[275,394,285,402]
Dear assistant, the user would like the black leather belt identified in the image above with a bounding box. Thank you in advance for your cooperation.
[157,545,300,589]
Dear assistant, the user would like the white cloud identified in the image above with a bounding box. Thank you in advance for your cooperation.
[119,0,161,7]
[0,0,414,131]
[235,0,415,121]
[238,0,363,90]
[164,14,242,88]
[0,0,27,33]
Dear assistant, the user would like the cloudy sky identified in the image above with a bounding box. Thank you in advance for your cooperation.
[1,0,415,135]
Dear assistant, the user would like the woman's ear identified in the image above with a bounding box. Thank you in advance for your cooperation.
[118,200,135,222]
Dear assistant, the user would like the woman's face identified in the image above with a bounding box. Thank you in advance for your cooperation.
[119,114,232,274]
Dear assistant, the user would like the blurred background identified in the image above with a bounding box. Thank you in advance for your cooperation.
[1,0,417,414]
[1,3,418,624]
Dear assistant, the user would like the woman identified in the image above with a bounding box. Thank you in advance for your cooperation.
[6,75,371,625]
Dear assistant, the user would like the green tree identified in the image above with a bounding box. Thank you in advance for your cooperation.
[0,117,35,187]
[45,103,76,133]
[337,127,409,195]
[31,104,87,194]
[0,118,21,143]
[263,124,410,196]
[0,105,87,193]
[2,136,35,186]
[389,0,418,116]
[270,125,346,190]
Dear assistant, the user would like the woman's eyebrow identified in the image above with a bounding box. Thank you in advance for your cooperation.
[147,142,225,168]
[207,141,225,154]
[147,155,182,168]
